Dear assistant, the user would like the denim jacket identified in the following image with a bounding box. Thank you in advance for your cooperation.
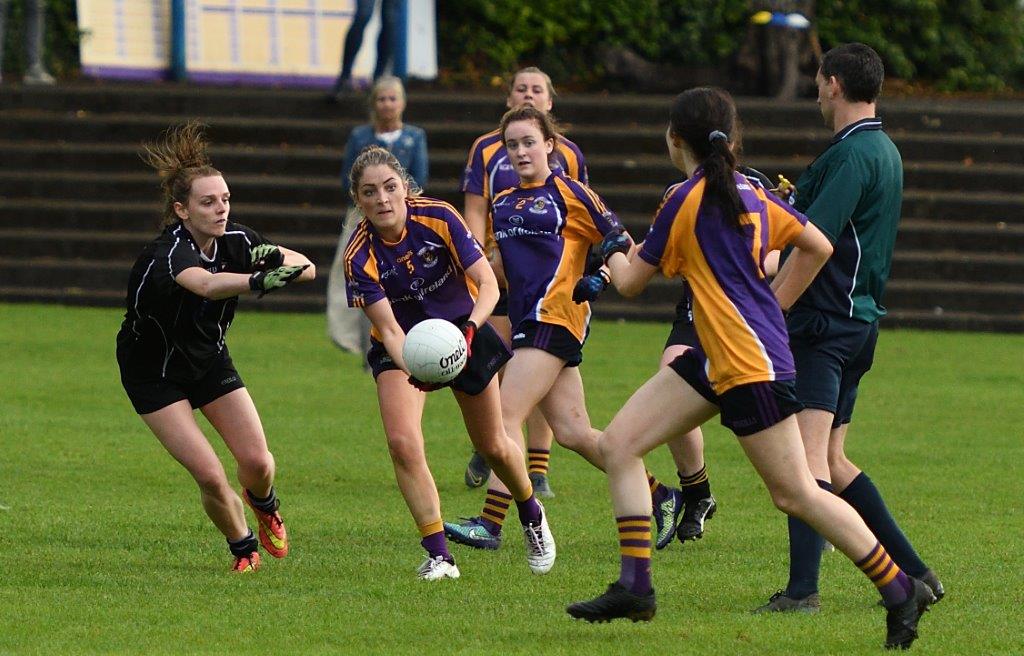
[340,123,429,193]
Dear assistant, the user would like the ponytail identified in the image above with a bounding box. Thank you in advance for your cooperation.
[140,120,221,226]
[668,88,746,230]
[701,129,745,230]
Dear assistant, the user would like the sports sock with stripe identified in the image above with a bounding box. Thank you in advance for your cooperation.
[527,448,551,476]
[678,465,711,502]
[418,519,452,562]
[616,515,653,595]
[479,488,511,535]
[856,540,913,607]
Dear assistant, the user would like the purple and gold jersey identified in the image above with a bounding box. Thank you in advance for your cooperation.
[639,170,808,394]
[461,129,588,201]
[344,197,485,339]
[491,171,622,342]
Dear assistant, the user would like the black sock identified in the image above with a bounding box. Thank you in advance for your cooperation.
[227,529,258,557]
[839,472,928,578]
[246,486,279,513]
[785,479,832,598]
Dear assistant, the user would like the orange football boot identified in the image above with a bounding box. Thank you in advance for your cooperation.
[243,490,289,558]
[231,551,261,573]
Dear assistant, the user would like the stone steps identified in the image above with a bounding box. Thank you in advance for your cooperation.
[2,81,1022,331]
[4,169,1024,225]
[4,139,1023,193]
[7,108,1024,166]
[7,83,1024,135]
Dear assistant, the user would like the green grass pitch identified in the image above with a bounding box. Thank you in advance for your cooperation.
[1,303,1022,654]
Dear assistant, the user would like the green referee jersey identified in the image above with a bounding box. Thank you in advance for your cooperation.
[790,118,903,322]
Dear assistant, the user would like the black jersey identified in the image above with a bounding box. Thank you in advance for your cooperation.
[116,221,269,380]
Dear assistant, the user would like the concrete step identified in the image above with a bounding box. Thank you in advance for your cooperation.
[895,218,1024,253]
[0,228,339,266]
[890,250,1024,283]
[5,139,1022,194]
[6,171,1024,224]
[883,279,1024,314]
[6,200,1021,261]
[5,83,1024,136]
[7,109,1024,166]
[0,198,345,234]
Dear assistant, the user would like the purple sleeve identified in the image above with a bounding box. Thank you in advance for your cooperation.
[570,140,589,186]
[637,190,685,268]
[344,243,387,309]
[460,138,486,196]
[444,207,486,270]
[566,177,622,238]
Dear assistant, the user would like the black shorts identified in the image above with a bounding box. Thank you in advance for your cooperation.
[492,287,509,317]
[664,298,699,350]
[118,350,246,415]
[511,320,584,367]
[367,320,512,396]
[668,349,803,437]
[787,308,879,428]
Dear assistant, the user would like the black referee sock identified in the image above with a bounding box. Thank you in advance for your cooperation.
[245,486,279,514]
[785,479,833,599]
[839,472,929,578]
[227,529,258,557]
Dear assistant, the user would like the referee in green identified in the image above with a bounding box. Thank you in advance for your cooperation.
[757,43,944,619]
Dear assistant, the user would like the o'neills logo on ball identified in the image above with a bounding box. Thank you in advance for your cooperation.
[438,343,467,374]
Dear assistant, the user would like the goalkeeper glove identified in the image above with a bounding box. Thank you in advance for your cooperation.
[599,229,631,264]
[572,270,610,304]
[249,264,308,298]
[249,244,285,271]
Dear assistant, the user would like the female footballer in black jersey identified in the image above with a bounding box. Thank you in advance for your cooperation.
[116,122,314,572]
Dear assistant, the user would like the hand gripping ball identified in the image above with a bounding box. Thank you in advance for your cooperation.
[402,319,468,384]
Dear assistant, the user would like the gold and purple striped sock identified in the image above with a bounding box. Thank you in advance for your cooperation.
[418,518,451,561]
[856,540,913,607]
[617,515,652,594]
[527,448,551,476]
[679,465,711,501]
[647,471,670,505]
[480,489,512,535]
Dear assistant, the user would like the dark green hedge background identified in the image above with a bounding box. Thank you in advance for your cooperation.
[4,0,1022,92]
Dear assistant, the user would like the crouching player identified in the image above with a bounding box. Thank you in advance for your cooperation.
[343,145,555,580]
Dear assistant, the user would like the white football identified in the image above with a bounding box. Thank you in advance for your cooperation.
[402,318,468,383]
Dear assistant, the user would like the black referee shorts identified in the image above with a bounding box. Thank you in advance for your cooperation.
[787,308,879,428]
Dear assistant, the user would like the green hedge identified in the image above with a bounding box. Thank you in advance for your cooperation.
[7,1,1023,92]
[438,0,1024,92]
[816,0,1024,92]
